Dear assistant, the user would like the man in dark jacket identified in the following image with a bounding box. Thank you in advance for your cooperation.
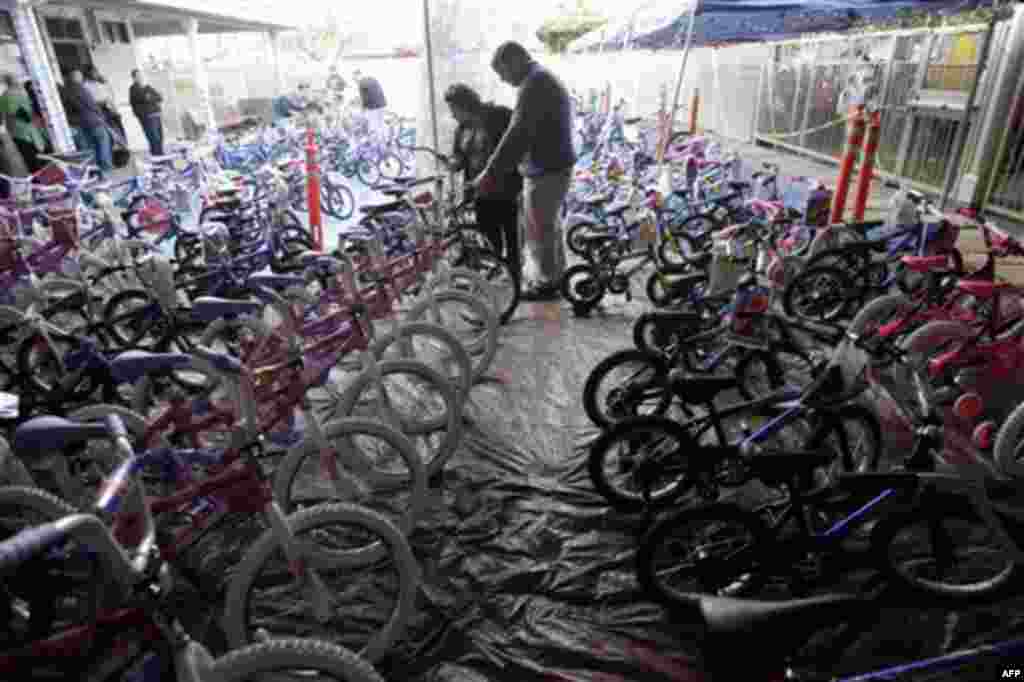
[129,69,163,156]
[474,41,575,301]
[65,69,112,176]
[445,83,522,288]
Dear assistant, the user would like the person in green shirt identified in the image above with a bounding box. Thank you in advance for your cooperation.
[0,73,46,173]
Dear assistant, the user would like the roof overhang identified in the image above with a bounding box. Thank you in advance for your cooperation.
[30,0,297,35]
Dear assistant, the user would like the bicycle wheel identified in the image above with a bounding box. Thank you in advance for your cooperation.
[582,349,672,430]
[645,271,708,308]
[355,157,380,189]
[656,231,701,271]
[782,266,854,323]
[375,153,405,182]
[588,416,700,512]
[637,503,770,605]
[273,416,427,536]
[805,404,883,487]
[323,180,356,221]
[994,399,1024,478]
[871,492,1021,602]
[0,486,102,650]
[222,502,419,661]
[102,289,169,351]
[369,321,473,407]
[405,290,498,384]
[450,252,520,326]
[330,359,462,478]
[561,264,606,308]
[734,350,786,402]
[899,320,972,391]
[203,638,385,682]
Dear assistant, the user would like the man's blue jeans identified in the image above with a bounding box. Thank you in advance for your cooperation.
[82,125,112,174]
[140,113,164,156]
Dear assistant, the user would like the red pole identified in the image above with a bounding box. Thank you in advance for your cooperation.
[829,106,866,225]
[306,126,323,250]
[852,110,882,221]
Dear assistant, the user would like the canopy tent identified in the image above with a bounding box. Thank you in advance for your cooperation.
[569,0,984,50]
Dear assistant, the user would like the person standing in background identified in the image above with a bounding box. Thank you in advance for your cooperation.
[129,69,164,157]
[23,81,52,153]
[473,41,575,301]
[0,74,46,173]
[357,74,387,142]
[84,65,125,143]
[66,69,112,177]
[445,83,523,289]
[59,74,88,152]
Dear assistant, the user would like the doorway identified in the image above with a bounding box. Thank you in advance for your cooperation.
[42,15,93,78]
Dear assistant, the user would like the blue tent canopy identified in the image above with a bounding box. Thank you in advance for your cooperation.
[569,0,982,50]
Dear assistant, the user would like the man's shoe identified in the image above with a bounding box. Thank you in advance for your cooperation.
[521,283,560,302]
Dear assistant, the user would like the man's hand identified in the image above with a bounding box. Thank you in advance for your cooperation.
[472,171,497,196]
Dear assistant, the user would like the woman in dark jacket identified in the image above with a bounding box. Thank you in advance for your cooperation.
[444,83,523,285]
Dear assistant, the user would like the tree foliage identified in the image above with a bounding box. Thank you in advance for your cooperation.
[293,9,354,64]
[536,0,607,53]
[846,5,1000,34]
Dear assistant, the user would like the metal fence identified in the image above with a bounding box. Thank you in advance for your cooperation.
[754,25,1004,192]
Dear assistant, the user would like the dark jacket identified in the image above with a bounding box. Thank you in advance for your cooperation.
[486,62,575,179]
[452,102,522,200]
[65,82,104,129]
[358,77,387,110]
[130,83,162,119]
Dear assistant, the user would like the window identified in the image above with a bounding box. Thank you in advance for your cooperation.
[0,12,14,41]
[102,21,130,44]
[45,17,85,42]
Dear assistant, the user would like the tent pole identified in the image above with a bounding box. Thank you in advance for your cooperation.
[422,0,442,175]
[659,2,699,163]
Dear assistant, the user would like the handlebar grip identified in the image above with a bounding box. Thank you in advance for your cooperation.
[0,521,68,575]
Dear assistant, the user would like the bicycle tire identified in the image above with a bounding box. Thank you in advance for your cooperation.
[449,253,520,326]
[324,181,356,221]
[582,349,672,430]
[222,502,419,661]
[566,222,601,259]
[588,416,699,512]
[734,349,786,402]
[331,359,462,479]
[656,231,701,271]
[807,225,863,258]
[782,265,855,323]
[202,638,385,682]
[637,503,770,605]
[273,415,427,535]
[370,321,473,407]
[102,289,168,351]
[994,398,1024,478]
[561,263,606,308]
[645,271,705,308]
[871,492,1022,602]
[405,289,498,384]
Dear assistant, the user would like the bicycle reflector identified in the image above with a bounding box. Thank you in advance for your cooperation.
[973,420,996,450]
[953,392,984,421]
[413,191,433,206]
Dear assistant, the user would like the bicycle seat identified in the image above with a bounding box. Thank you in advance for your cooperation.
[148,154,179,165]
[699,593,869,675]
[675,376,738,404]
[901,255,950,273]
[109,350,192,384]
[247,273,305,291]
[624,117,643,125]
[956,279,1011,299]
[584,194,612,206]
[359,200,406,215]
[192,346,243,376]
[379,185,408,197]
[14,415,115,458]
[729,181,751,192]
[191,296,263,322]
